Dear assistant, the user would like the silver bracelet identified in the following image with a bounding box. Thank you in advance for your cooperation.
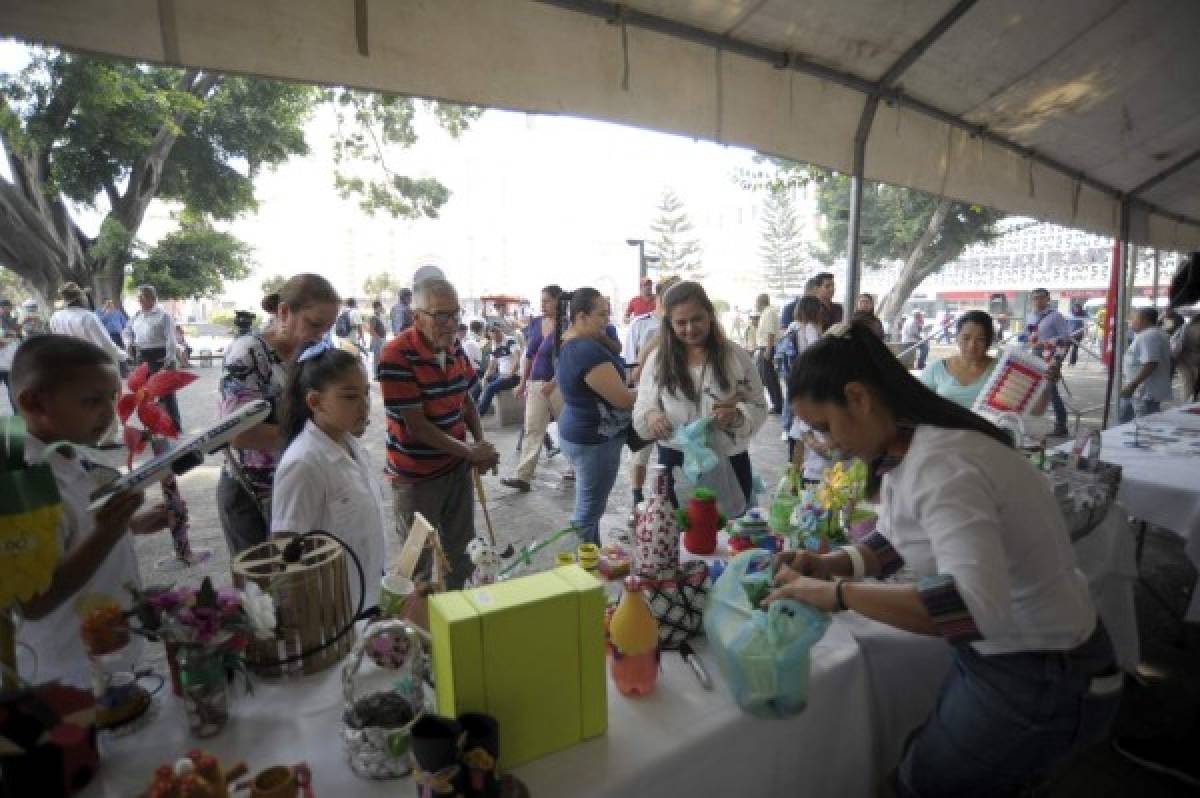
[839,544,865,580]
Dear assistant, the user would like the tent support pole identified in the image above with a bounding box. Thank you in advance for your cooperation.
[1104,198,1132,428]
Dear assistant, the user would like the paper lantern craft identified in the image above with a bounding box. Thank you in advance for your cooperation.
[973,349,1050,418]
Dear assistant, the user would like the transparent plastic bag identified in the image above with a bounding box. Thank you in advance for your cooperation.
[703,549,831,718]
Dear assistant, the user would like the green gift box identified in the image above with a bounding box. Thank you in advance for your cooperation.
[429,565,607,768]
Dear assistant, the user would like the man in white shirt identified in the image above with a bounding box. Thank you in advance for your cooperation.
[48,282,128,367]
[1120,307,1173,422]
[126,284,183,431]
[901,310,929,370]
[755,293,783,414]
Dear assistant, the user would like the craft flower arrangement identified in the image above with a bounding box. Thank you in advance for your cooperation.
[790,460,872,551]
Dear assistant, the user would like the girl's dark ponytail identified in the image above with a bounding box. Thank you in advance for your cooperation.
[281,347,364,444]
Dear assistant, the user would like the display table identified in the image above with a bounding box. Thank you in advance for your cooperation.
[1062,403,1200,619]
[82,499,1139,798]
[83,619,896,798]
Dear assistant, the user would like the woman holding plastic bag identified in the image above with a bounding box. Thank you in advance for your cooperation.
[766,321,1120,798]
[634,281,767,516]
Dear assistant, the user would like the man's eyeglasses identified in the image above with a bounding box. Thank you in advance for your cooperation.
[417,308,463,326]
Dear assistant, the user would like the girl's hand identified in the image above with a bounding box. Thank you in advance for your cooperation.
[515,381,528,400]
[647,410,674,440]
[772,550,831,582]
[762,575,837,612]
[540,381,557,398]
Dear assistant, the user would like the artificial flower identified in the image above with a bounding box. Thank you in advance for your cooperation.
[241,582,278,639]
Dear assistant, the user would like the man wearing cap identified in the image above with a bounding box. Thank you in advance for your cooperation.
[624,277,656,325]
[0,299,21,410]
[49,282,129,367]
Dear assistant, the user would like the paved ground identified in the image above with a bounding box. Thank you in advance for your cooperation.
[123,345,1200,795]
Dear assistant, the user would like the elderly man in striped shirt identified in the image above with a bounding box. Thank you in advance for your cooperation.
[377,278,499,588]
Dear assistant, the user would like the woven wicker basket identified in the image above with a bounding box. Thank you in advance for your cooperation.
[231,534,356,678]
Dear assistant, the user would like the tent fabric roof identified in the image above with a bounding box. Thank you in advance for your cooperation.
[3,0,1199,251]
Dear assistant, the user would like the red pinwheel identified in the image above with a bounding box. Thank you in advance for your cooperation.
[118,363,197,464]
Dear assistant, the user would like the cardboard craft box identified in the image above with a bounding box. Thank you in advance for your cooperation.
[429,565,607,768]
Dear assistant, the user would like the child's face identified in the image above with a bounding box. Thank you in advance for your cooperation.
[23,365,121,445]
[308,365,371,438]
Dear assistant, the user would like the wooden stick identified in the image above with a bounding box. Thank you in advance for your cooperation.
[472,468,497,548]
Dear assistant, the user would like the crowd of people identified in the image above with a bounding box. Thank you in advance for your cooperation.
[9,255,1200,795]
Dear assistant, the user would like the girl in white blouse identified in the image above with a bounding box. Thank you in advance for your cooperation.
[766,321,1120,797]
[271,344,385,611]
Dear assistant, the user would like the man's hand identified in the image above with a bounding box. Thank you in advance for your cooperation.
[1120,383,1136,399]
[466,441,500,473]
[129,503,170,536]
[93,490,146,541]
[540,381,556,398]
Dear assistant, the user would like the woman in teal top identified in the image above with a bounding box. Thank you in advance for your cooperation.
[921,310,1058,417]
[920,311,997,409]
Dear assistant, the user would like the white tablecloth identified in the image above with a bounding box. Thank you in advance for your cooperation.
[83,620,893,798]
[1070,404,1200,619]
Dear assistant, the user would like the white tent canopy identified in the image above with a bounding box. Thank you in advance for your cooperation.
[3,0,1199,251]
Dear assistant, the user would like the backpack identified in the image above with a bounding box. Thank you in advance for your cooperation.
[335,310,352,338]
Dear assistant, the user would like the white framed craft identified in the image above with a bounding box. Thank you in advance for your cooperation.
[972,348,1050,420]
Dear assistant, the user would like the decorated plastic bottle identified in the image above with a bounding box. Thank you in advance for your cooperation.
[768,464,801,537]
[634,465,680,580]
[608,577,659,696]
[682,488,720,556]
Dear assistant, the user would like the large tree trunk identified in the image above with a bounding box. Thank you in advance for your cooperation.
[0,70,218,304]
[876,199,953,327]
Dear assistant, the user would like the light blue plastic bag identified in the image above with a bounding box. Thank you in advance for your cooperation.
[703,549,831,718]
[670,417,719,482]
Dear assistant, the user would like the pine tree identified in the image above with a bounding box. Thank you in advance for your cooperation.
[759,188,806,295]
[650,189,703,277]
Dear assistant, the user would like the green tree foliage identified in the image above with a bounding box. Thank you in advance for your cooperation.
[362,271,405,300]
[650,188,703,278]
[128,216,253,299]
[260,274,288,297]
[764,159,1004,323]
[759,188,807,296]
[0,47,479,301]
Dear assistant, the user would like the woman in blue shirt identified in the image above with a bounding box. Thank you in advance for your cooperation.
[555,287,635,545]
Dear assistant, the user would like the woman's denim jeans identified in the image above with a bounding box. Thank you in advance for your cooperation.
[896,622,1121,797]
[560,435,625,545]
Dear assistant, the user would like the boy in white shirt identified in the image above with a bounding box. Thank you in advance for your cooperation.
[12,335,168,687]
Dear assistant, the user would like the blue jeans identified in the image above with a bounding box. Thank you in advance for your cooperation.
[560,435,625,545]
[1118,397,1161,424]
[896,623,1121,797]
[476,374,519,416]
[1048,382,1068,430]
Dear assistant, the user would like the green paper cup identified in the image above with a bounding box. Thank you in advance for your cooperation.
[380,574,416,619]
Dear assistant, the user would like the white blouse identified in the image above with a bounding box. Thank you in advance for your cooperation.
[879,425,1095,656]
[633,344,767,456]
[271,421,387,610]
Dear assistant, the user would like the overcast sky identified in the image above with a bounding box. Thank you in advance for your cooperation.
[1,38,820,314]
